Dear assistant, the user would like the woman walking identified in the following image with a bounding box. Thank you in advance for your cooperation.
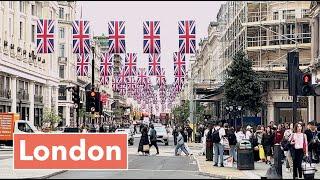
[283,123,294,172]
[262,126,274,165]
[138,126,150,155]
[289,123,308,179]
[206,124,213,161]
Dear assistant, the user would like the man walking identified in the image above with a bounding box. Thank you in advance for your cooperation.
[172,126,178,145]
[175,128,190,156]
[149,124,159,155]
[213,122,226,167]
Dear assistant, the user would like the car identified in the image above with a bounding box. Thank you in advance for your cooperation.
[115,128,134,146]
[149,126,169,146]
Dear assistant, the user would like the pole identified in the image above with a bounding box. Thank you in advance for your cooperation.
[76,108,79,128]
[314,96,317,122]
[91,46,95,91]
[273,144,283,178]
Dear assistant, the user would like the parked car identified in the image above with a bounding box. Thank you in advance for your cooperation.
[115,128,134,145]
[149,125,169,146]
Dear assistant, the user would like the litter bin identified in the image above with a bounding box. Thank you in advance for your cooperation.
[195,132,201,143]
[237,139,254,170]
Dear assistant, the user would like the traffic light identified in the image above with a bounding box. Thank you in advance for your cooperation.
[298,72,314,96]
[86,90,100,113]
[71,86,80,109]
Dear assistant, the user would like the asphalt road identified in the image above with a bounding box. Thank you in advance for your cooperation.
[49,135,212,179]
[0,148,13,160]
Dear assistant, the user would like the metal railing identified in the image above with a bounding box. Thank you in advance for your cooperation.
[17,90,29,101]
[34,95,43,103]
[0,89,11,99]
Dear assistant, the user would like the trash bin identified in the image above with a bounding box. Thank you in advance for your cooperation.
[195,132,201,143]
[237,139,254,170]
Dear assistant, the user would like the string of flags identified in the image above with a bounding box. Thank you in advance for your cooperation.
[36,19,196,112]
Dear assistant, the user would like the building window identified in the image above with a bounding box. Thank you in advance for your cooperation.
[283,10,295,20]
[5,77,10,90]
[19,1,25,13]
[9,1,13,9]
[36,2,42,17]
[283,80,288,89]
[59,65,65,79]
[274,80,281,89]
[302,9,310,18]
[59,7,64,19]
[31,4,36,16]
[31,25,35,43]
[9,18,12,38]
[19,22,23,40]
[59,28,65,39]
[59,44,65,57]
[273,11,279,20]
[58,85,67,100]
[35,84,39,95]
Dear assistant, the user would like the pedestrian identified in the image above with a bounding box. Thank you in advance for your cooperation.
[149,124,159,155]
[201,124,209,156]
[283,122,294,172]
[235,127,246,143]
[206,124,213,161]
[138,126,150,155]
[175,128,190,156]
[289,123,308,179]
[172,126,178,146]
[262,126,274,165]
[304,121,320,163]
[213,122,226,167]
[227,127,237,162]
[245,125,253,140]
[187,125,193,142]
[254,125,265,162]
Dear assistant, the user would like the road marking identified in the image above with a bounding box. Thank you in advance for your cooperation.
[127,169,199,173]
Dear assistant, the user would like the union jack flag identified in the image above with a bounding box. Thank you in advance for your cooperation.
[108,21,126,54]
[112,76,120,92]
[179,20,196,54]
[156,68,166,88]
[37,19,55,53]
[174,52,186,76]
[125,53,137,76]
[119,68,127,84]
[72,20,91,54]
[143,21,161,54]
[148,53,161,76]
[126,77,136,93]
[76,53,89,76]
[137,68,147,86]
[119,83,127,96]
[174,75,185,92]
[100,53,113,85]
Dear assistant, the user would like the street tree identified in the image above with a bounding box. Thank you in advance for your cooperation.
[42,108,61,131]
[224,51,263,114]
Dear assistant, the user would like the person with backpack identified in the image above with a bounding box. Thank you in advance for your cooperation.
[213,122,226,167]
[227,127,237,162]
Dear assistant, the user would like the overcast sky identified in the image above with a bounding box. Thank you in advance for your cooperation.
[77,1,225,84]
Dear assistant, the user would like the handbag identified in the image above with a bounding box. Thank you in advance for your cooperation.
[281,139,291,151]
[259,145,266,160]
[143,144,150,152]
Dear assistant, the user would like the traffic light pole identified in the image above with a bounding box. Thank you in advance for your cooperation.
[91,46,95,91]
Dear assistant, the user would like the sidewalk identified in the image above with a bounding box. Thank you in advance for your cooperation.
[188,143,320,179]
[0,158,66,179]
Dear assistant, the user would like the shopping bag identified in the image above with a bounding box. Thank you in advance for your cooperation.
[259,145,266,160]
[223,155,233,167]
[143,145,150,152]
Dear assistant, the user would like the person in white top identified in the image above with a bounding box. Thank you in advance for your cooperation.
[289,123,308,179]
[213,122,226,167]
[245,126,253,140]
[283,123,294,172]
[236,127,246,143]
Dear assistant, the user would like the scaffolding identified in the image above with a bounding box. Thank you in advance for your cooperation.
[220,1,312,74]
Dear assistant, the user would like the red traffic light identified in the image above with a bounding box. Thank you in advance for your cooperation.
[303,74,311,84]
[90,91,96,97]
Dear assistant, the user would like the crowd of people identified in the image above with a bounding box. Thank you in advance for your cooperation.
[201,120,320,179]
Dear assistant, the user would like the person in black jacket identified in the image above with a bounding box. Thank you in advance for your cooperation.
[138,127,150,155]
[304,121,320,163]
[206,124,213,161]
[227,127,237,162]
[262,126,274,165]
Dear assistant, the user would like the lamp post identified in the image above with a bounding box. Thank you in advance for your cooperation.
[225,105,242,128]
[18,90,23,119]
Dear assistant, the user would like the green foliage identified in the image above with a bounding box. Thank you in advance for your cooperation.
[42,108,61,130]
[224,51,263,114]
[171,100,190,123]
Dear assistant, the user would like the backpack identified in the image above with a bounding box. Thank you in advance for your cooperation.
[212,128,221,143]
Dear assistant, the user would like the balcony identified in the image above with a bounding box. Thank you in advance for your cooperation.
[34,95,43,103]
[0,89,11,99]
[17,90,29,101]
[58,95,67,101]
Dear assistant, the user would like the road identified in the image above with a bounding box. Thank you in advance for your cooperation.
[0,146,13,160]
[48,135,212,179]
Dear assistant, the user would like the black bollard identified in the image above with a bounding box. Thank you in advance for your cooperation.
[274,144,283,179]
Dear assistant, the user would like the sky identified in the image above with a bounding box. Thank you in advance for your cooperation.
[77,1,225,84]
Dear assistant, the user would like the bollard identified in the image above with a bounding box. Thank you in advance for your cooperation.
[274,144,283,179]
